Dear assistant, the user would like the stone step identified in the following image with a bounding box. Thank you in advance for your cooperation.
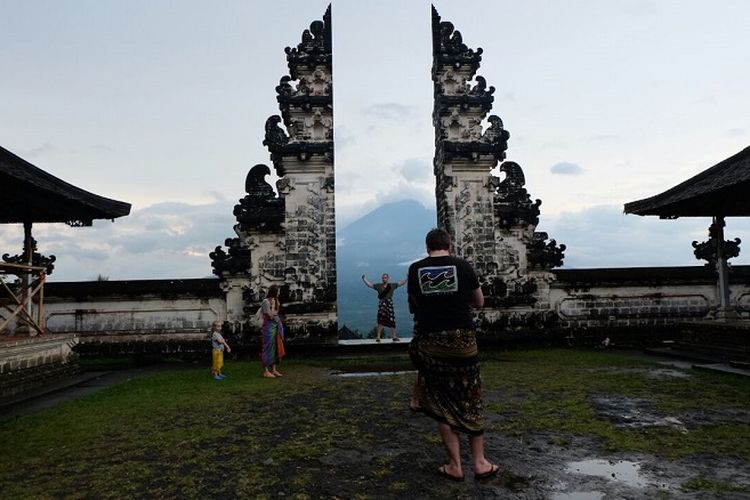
[691,363,750,378]
[672,341,750,362]
[644,346,725,364]
[0,370,105,411]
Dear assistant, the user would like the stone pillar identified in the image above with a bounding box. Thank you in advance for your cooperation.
[432,7,565,334]
[211,6,337,344]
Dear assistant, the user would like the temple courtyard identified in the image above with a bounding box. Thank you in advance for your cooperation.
[1,348,749,499]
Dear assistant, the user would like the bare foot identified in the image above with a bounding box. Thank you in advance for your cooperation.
[263,371,276,378]
[437,464,464,482]
[474,462,500,479]
[272,371,283,377]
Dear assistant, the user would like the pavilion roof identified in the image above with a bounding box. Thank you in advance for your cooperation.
[0,145,131,225]
[624,145,750,218]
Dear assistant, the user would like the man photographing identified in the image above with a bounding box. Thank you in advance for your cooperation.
[407,228,500,481]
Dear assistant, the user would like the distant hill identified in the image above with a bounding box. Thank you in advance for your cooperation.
[336,199,437,336]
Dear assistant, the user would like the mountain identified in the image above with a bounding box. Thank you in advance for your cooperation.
[336,199,437,336]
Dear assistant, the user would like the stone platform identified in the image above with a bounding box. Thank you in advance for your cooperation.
[0,334,79,400]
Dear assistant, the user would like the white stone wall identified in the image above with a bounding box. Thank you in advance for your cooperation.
[549,282,750,329]
[44,296,225,334]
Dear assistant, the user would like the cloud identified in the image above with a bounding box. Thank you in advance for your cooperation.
[204,190,227,203]
[0,201,236,281]
[397,158,431,181]
[362,102,416,121]
[590,134,619,142]
[550,162,584,175]
[621,0,659,18]
[24,143,56,158]
[726,128,745,137]
[334,126,356,150]
[540,204,750,268]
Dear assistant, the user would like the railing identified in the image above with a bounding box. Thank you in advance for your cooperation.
[0,262,47,335]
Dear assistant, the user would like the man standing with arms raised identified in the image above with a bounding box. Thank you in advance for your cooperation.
[407,228,500,481]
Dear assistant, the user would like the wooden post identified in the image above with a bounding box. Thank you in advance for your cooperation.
[22,221,33,334]
[714,216,736,319]
[38,272,46,333]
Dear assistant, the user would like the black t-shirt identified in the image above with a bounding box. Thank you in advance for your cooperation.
[407,255,480,334]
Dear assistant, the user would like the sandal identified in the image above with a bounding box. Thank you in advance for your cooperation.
[437,465,464,482]
[474,463,500,480]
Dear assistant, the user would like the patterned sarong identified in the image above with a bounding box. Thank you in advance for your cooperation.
[409,328,484,435]
[377,299,396,328]
[260,318,286,367]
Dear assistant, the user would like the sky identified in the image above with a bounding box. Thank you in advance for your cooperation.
[1,0,749,281]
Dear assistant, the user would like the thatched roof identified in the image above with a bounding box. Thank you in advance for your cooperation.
[624,145,750,217]
[0,145,131,225]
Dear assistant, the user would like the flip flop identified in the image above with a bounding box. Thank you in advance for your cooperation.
[437,465,464,482]
[474,463,500,480]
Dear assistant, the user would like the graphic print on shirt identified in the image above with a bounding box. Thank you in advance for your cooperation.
[418,266,458,294]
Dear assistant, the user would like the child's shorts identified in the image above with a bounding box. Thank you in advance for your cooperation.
[212,348,224,372]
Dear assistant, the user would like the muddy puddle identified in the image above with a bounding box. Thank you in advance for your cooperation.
[565,459,649,488]
[591,394,688,431]
[332,370,416,378]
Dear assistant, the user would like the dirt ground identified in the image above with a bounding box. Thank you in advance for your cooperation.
[2,351,750,499]
[260,368,750,499]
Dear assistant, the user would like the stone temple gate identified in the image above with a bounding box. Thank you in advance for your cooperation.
[208,5,566,342]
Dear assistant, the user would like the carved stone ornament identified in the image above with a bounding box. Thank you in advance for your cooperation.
[692,221,741,266]
[2,237,56,275]
[492,162,542,229]
[262,115,289,151]
[434,74,496,115]
[233,164,284,232]
[209,237,251,277]
[432,6,482,70]
[482,116,510,149]
[437,114,510,161]
[469,76,495,97]
[275,75,294,97]
[284,5,332,78]
[528,231,566,269]
[482,276,538,306]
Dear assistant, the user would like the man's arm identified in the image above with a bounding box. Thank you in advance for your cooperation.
[397,277,407,287]
[361,275,374,288]
[469,286,484,309]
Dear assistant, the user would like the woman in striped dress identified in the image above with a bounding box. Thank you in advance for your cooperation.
[260,285,285,378]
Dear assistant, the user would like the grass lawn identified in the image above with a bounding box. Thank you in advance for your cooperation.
[1,349,749,498]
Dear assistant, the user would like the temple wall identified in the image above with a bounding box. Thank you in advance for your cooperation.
[27,266,749,351]
[38,278,337,353]
[40,279,225,356]
[473,266,750,341]
[548,266,750,333]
